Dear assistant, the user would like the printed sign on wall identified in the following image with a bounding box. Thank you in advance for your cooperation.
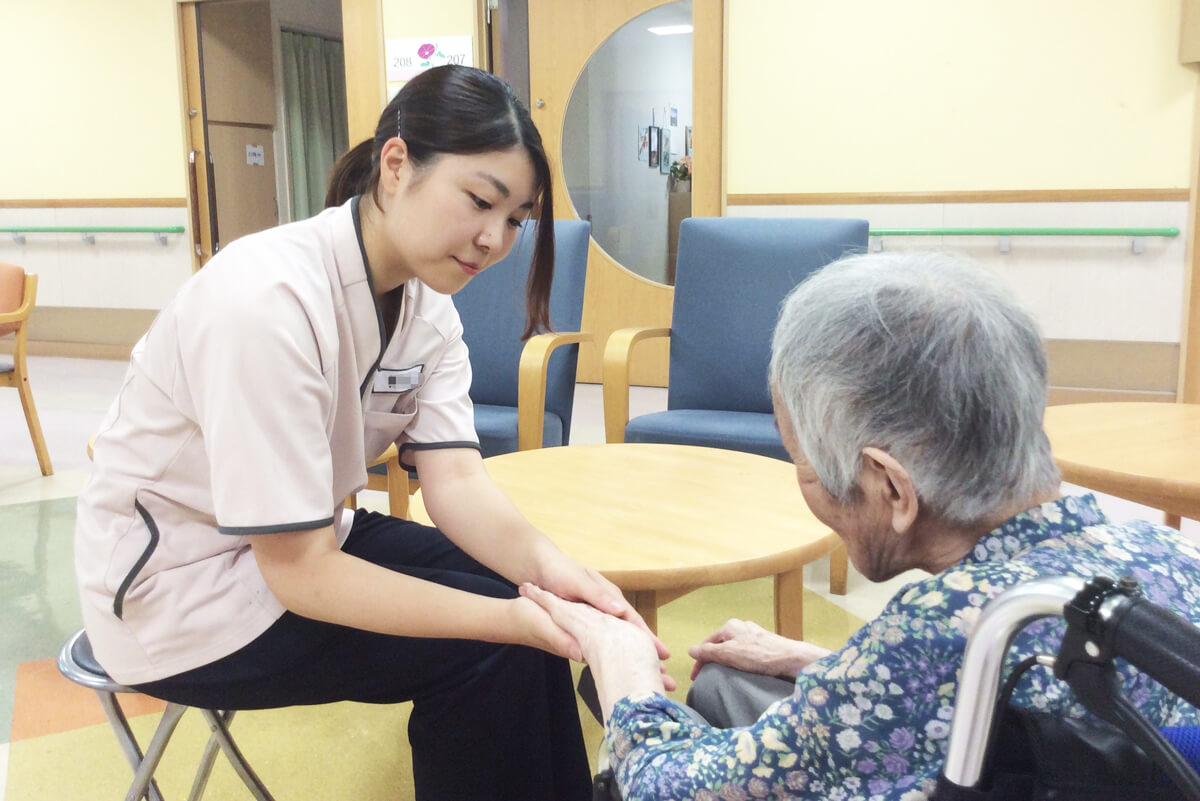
[386,36,474,83]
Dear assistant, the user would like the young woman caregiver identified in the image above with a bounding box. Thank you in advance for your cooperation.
[74,65,668,800]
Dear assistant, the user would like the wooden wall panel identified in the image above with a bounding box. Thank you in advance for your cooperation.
[342,0,386,145]
[1181,73,1200,402]
[529,0,724,386]
[728,188,1190,206]
[1046,340,1179,395]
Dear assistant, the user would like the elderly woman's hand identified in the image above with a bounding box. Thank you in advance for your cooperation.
[521,583,671,721]
[530,544,670,661]
[688,618,832,681]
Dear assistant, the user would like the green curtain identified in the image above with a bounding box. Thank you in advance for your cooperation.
[281,31,349,220]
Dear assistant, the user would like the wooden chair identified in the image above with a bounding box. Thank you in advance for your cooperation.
[359,444,413,519]
[0,262,53,475]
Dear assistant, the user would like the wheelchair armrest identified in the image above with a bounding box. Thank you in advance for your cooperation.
[602,327,671,444]
[517,331,592,451]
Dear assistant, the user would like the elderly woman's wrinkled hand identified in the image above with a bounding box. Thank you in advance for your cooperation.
[521,583,672,719]
[688,618,832,681]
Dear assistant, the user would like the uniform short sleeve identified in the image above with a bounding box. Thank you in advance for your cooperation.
[396,331,479,468]
[176,280,337,534]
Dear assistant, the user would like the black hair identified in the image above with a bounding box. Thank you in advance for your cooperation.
[326,65,555,338]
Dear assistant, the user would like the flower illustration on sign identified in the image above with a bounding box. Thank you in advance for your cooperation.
[418,43,436,59]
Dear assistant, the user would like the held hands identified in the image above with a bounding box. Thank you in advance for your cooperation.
[533,546,671,663]
[521,583,670,719]
[688,618,832,681]
[510,594,584,662]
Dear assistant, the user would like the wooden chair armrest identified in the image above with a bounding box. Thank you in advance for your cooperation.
[517,331,593,451]
[366,443,410,518]
[602,327,671,443]
[367,442,397,470]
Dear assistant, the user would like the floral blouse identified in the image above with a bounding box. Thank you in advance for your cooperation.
[606,495,1200,801]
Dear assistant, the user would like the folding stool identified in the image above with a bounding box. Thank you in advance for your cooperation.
[57,629,275,801]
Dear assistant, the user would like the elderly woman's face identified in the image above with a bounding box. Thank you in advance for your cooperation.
[772,388,899,582]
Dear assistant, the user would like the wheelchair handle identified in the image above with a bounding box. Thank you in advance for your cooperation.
[1107,594,1200,712]
[941,576,1087,788]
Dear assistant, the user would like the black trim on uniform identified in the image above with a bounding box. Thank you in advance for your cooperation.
[217,515,338,535]
[353,195,388,399]
[398,441,482,471]
[114,500,161,620]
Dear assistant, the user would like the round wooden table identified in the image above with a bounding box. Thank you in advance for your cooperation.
[1043,402,1200,528]
[409,443,841,638]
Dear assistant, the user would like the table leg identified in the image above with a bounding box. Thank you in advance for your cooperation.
[774,568,804,640]
[829,544,848,596]
[1166,512,1182,530]
[623,590,659,635]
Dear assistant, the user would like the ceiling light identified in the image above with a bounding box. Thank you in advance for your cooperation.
[647,24,693,35]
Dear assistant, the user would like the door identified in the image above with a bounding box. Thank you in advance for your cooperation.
[180,0,279,267]
[487,0,531,111]
[527,0,724,385]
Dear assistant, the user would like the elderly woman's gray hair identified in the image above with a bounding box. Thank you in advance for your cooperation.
[769,251,1061,527]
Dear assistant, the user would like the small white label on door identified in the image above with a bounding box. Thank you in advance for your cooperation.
[246,144,265,166]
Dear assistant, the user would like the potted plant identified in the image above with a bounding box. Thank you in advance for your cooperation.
[668,155,692,192]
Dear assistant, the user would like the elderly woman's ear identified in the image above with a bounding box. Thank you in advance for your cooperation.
[860,447,919,534]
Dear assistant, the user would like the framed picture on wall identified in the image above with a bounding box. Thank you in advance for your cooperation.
[685,126,692,156]
[660,127,672,174]
[638,126,649,161]
[647,125,661,168]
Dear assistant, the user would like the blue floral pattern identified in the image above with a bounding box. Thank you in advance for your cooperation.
[606,494,1200,800]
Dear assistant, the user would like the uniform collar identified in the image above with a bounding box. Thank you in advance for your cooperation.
[326,196,389,397]
[960,494,1108,567]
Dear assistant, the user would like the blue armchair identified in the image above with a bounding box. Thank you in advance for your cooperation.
[364,219,591,516]
[455,218,591,454]
[602,216,869,593]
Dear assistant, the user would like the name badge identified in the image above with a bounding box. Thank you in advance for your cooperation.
[373,364,422,393]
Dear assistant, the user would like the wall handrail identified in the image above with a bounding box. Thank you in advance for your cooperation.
[3,225,185,246]
[1,226,185,234]
[869,227,1178,237]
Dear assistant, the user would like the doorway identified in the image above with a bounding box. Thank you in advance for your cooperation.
[179,0,347,268]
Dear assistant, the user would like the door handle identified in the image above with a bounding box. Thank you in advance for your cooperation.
[188,150,203,257]
[206,151,220,253]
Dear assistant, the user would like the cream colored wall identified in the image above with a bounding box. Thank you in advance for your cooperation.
[379,0,481,99]
[727,0,1196,193]
[0,0,187,199]
[380,0,476,45]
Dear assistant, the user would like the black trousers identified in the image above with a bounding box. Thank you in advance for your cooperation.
[135,509,592,801]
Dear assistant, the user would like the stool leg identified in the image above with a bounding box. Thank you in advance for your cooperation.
[200,709,276,801]
[124,702,188,801]
[94,690,173,801]
[186,711,228,801]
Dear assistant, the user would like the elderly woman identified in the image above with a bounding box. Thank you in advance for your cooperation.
[524,251,1200,801]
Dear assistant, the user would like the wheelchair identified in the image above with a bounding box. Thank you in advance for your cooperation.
[934,574,1200,800]
[594,574,1200,801]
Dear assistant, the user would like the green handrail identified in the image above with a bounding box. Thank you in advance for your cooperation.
[0,226,185,234]
[868,227,1178,237]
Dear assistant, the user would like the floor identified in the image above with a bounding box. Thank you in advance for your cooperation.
[1,355,1196,799]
